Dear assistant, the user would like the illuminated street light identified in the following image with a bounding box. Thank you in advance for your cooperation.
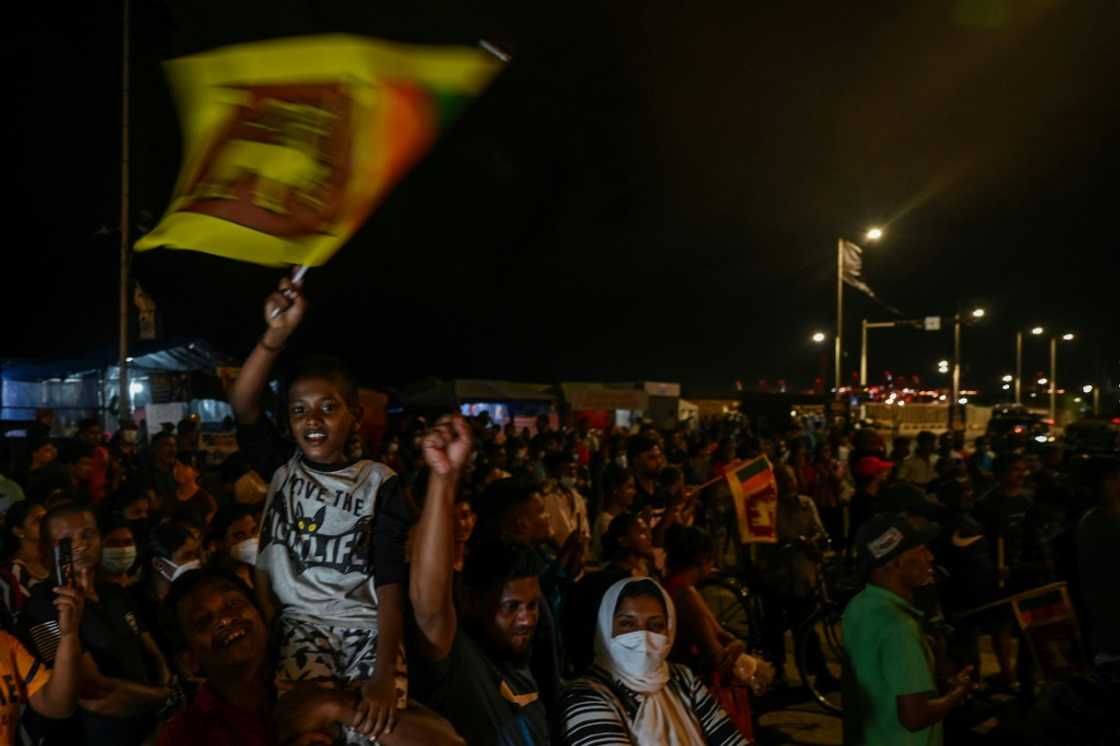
[971,307,986,319]
[958,397,969,405]
[1062,333,1075,341]
[938,360,949,368]
[1082,384,1094,394]
[865,227,883,241]
[1038,378,1049,386]
[1002,374,1013,383]
[1002,384,1011,391]
[811,331,827,344]
[1031,327,1044,336]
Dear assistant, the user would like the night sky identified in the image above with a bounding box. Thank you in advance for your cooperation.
[7,1,1119,398]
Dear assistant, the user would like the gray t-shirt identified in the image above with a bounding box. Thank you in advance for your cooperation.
[240,416,411,629]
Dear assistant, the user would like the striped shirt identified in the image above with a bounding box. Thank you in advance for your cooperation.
[560,663,749,746]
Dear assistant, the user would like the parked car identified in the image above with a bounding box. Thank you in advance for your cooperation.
[1062,417,1120,456]
[986,407,1052,451]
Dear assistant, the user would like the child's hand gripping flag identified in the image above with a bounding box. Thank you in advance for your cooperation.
[135,35,500,267]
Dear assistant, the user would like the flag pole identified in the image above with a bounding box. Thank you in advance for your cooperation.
[835,239,843,400]
[117,0,131,425]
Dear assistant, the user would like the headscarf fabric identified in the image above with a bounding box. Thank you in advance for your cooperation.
[593,577,707,746]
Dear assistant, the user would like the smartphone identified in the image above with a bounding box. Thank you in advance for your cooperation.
[54,538,75,588]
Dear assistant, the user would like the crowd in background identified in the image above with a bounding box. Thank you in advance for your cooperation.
[0,309,1117,745]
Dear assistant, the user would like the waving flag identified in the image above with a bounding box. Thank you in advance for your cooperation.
[135,35,500,267]
[725,456,779,544]
[841,240,902,315]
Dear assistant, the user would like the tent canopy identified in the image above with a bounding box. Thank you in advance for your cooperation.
[1,338,233,382]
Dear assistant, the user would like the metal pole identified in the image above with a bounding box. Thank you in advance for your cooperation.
[835,239,843,399]
[1093,386,1100,416]
[860,319,868,388]
[1049,336,1057,424]
[951,314,961,429]
[117,0,131,425]
[1015,330,1023,406]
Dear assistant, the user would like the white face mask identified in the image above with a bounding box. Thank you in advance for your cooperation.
[229,538,259,566]
[101,546,137,575]
[607,630,671,679]
[154,557,201,583]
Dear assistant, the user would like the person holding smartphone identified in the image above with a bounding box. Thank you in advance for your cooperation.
[20,503,172,745]
[0,567,85,745]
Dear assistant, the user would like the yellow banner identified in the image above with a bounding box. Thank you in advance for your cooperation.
[135,35,499,267]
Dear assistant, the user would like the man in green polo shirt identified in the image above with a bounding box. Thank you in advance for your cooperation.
[843,513,975,745]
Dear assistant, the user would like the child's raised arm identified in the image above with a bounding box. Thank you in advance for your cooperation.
[230,276,308,424]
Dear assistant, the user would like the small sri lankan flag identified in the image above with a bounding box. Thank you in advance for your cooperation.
[135,35,500,267]
[725,456,779,544]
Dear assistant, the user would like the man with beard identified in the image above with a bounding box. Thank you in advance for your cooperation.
[158,569,462,746]
[410,418,551,745]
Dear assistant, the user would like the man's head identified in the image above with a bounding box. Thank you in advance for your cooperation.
[601,512,653,561]
[453,495,477,546]
[602,464,637,511]
[285,355,362,466]
[163,569,268,679]
[474,478,553,546]
[915,431,936,456]
[627,436,662,479]
[40,503,101,572]
[664,523,716,578]
[857,513,938,593]
[658,466,684,496]
[774,463,798,498]
[461,540,544,660]
[995,453,1028,492]
[854,456,894,487]
[77,418,104,448]
[150,432,178,470]
[210,504,260,551]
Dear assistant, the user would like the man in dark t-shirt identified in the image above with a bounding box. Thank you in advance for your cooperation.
[411,418,551,745]
[20,503,171,745]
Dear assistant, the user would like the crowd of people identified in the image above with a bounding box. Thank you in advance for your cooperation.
[0,276,1116,746]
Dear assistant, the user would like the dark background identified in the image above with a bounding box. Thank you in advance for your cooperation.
[6,0,1119,396]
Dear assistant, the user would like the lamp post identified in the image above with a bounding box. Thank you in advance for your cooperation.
[1015,326,1045,405]
[1050,332,1075,424]
[836,227,883,399]
[950,307,986,430]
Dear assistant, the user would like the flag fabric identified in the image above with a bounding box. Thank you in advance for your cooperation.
[135,35,500,267]
[724,456,779,544]
[841,240,902,315]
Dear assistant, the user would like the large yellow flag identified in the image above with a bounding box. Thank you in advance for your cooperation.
[135,35,500,267]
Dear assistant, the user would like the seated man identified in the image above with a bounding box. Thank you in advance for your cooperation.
[20,503,173,745]
[843,513,974,746]
[158,568,463,746]
[410,417,551,744]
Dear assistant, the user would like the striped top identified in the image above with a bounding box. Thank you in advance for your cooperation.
[560,663,749,746]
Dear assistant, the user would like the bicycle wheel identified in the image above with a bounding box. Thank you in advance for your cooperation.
[698,575,754,645]
[796,604,846,715]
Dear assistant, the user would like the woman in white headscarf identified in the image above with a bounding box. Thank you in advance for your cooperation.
[559,576,751,745]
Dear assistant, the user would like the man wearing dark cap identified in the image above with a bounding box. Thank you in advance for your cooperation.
[843,514,974,745]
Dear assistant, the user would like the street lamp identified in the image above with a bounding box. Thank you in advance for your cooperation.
[1038,378,1049,386]
[1049,332,1076,424]
[811,331,827,344]
[1002,374,1013,383]
[836,227,884,400]
[1082,384,1093,394]
[1015,325,1047,405]
[950,307,986,429]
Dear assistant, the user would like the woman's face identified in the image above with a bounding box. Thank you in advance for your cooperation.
[453,501,477,545]
[612,594,668,637]
[20,505,47,546]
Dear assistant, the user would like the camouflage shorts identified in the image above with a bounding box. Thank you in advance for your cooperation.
[274,615,408,740]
